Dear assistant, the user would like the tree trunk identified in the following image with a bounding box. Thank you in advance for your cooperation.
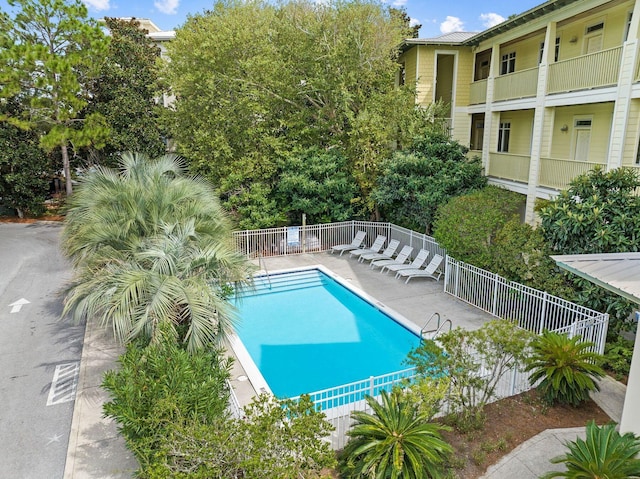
[61,143,73,196]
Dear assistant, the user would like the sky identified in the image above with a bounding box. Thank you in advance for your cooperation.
[23,0,543,38]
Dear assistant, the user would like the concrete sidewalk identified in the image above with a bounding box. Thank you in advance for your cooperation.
[481,376,626,479]
[62,252,627,478]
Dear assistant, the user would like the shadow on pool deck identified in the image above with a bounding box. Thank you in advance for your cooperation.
[227,252,494,408]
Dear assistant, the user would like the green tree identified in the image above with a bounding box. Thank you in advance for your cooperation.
[539,166,640,326]
[433,186,524,269]
[526,330,605,407]
[0,99,51,217]
[372,132,486,233]
[275,147,359,225]
[340,389,452,479]
[62,152,254,351]
[543,421,640,479]
[83,17,167,167]
[164,0,434,221]
[0,0,110,195]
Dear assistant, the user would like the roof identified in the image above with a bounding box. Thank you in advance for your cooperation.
[401,0,584,51]
[551,253,640,305]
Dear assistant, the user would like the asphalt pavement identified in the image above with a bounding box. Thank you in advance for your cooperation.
[0,222,85,478]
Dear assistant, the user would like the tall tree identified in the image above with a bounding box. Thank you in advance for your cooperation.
[0,0,110,195]
[84,17,166,167]
[164,0,432,221]
[62,153,254,351]
[0,98,52,218]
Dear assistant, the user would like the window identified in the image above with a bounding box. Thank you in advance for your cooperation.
[586,22,604,34]
[624,12,633,41]
[497,122,511,152]
[539,37,560,63]
[500,52,516,74]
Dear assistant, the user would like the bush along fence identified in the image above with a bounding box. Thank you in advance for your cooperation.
[231,220,609,449]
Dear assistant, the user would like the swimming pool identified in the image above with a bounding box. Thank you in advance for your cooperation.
[231,266,422,400]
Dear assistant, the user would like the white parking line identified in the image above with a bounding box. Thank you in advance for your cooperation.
[46,362,79,406]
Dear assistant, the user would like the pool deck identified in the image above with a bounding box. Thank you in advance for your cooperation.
[227,251,495,408]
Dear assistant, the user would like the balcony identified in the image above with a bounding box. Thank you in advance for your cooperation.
[487,153,531,183]
[548,46,622,94]
[538,157,606,190]
[470,79,488,104]
[494,67,539,102]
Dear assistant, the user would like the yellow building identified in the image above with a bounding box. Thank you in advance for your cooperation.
[399,0,640,223]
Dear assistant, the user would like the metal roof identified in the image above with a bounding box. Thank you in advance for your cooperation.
[551,253,640,305]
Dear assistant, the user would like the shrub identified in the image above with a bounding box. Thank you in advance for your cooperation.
[102,337,232,466]
[340,389,452,479]
[602,335,634,381]
[406,319,533,431]
[543,421,640,479]
[432,186,524,270]
[526,330,605,407]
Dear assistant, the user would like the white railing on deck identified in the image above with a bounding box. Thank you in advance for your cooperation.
[548,46,622,94]
[444,256,608,354]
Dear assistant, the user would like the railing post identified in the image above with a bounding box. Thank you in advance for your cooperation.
[369,376,375,397]
[491,272,499,317]
[538,292,548,334]
[454,258,460,297]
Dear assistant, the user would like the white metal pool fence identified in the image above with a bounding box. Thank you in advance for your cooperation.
[444,256,609,355]
[231,220,609,449]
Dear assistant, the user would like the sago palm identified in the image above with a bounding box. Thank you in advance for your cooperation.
[543,421,640,479]
[340,389,452,479]
[526,330,605,406]
[62,153,254,351]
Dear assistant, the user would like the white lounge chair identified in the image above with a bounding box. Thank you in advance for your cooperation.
[395,254,445,283]
[359,239,400,263]
[330,230,367,255]
[370,245,413,270]
[349,235,387,259]
[382,249,429,274]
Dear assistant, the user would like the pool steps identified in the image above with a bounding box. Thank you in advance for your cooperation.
[237,269,327,297]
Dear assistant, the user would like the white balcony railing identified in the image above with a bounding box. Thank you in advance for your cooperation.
[469,79,488,104]
[548,46,622,94]
[538,157,606,190]
[494,67,539,101]
[487,152,531,183]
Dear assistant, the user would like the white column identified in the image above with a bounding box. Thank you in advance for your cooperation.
[620,329,640,435]
[525,22,556,225]
[481,43,501,173]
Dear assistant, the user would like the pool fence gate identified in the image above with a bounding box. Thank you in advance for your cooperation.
[231,220,609,449]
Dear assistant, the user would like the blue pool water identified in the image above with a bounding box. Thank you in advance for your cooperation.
[234,268,421,399]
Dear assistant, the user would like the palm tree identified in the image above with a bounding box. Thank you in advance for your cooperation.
[340,389,452,479]
[543,421,640,479]
[526,330,605,407]
[62,152,254,351]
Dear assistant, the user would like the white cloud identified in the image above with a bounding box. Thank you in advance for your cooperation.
[479,12,506,28]
[440,16,464,34]
[392,0,408,6]
[409,17,421,28]
[83,0,110,10]
[154,0,179,15]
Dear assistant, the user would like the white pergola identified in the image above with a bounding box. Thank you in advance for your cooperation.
[552,252,640,435]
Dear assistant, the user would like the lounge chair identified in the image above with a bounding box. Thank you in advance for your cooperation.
[370,245,413,270]
[381,249,429,274]
[395,254,445,283]
[349,235,387,259]
[359,239,400,263]
[330,230,367,255]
